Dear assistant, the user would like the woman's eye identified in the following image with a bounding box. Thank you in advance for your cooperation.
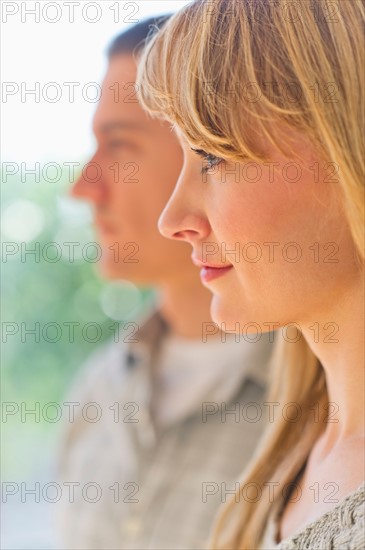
[202,154,224,174]
[191,148,224,175]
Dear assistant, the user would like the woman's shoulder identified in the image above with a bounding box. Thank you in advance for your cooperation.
[277,481,365,550]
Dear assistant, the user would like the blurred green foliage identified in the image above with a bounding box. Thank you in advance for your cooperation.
[1,170,152,477]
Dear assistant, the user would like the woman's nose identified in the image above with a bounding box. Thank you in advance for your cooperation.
[70,153,106,204]
[158,173,210,245]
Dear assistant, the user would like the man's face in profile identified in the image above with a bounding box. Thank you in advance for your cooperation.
[72,54,193,285]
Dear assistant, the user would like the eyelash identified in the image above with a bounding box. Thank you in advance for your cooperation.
[191,148,225,174]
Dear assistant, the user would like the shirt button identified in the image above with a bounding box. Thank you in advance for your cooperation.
[121,516,142,537]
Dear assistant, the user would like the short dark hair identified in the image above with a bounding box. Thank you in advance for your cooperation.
[107,15,172,59]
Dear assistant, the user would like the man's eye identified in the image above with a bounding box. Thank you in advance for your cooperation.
[104,141,139,158]
[108,140,126,149]
[191,148,224,175]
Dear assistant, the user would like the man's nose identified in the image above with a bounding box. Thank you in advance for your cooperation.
[70,153,106,204]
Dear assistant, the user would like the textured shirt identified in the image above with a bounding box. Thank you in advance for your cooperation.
[259,481,365,549]
[56,312,274,549]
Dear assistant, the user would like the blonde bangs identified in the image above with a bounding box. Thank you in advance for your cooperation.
[139,1,343,162]
[137,1,298,164]
[137,0,364,258]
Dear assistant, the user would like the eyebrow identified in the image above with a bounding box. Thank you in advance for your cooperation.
[99,121,146,134]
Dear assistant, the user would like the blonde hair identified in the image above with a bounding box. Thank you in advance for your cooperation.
[137,1,365,547]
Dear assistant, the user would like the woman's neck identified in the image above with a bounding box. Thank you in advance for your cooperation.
[302,275,365,446]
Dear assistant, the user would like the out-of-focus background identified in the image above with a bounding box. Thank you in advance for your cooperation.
[1,2,190,548]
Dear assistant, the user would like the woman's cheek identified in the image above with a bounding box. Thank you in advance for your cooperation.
[214,187,288,247]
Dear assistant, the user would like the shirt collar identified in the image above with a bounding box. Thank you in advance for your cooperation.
[124,309,273,387]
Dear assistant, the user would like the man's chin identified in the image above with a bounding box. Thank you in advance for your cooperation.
[97,261,150,286]
[96,256,126,280]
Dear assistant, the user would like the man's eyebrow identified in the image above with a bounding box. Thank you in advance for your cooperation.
[99,121,146,134]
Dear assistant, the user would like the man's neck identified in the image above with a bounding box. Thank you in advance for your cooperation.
[159,277,215,340]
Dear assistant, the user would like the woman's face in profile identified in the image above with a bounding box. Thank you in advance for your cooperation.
[158,127,360,332]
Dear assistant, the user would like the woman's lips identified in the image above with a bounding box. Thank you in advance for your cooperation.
[191,255,233,283]
[200,265,233,283]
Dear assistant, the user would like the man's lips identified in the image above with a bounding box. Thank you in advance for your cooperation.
[95,218,116,234]
[191,256,233,283]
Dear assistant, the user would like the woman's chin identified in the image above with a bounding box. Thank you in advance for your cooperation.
[210,294,243,333]
[210,294,274,335]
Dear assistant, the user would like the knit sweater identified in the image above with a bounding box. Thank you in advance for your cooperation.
[259,481,365,549]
